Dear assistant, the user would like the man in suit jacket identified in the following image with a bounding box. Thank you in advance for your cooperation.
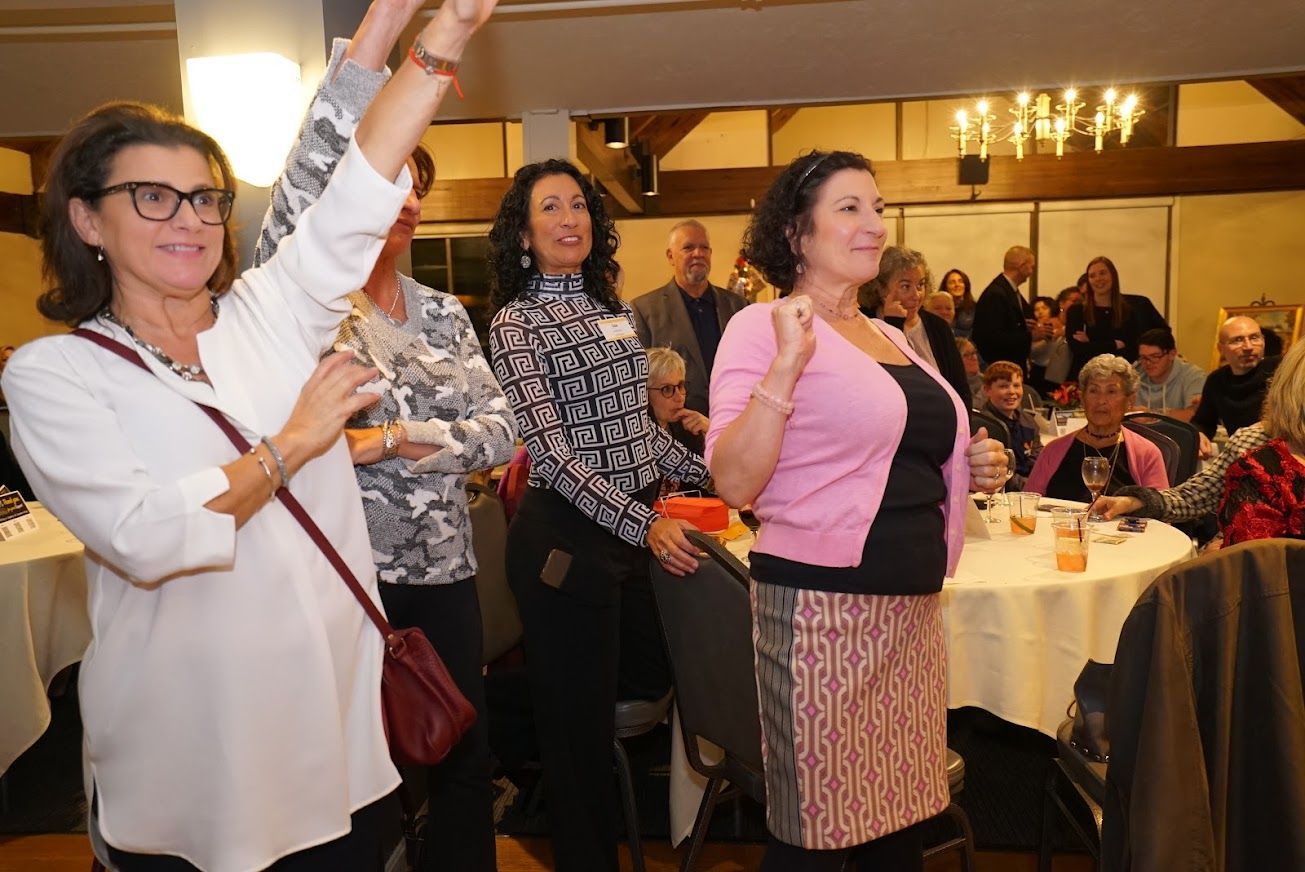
[631,220,748,416]
[972,245,1041,374]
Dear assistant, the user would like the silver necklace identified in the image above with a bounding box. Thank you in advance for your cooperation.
[100,293,218,382]
[809,295,860,322]
[384,272,403,320]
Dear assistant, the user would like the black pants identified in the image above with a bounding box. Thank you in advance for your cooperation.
[759,824,924,872]
[507,485,657,872]
[103,794,390,871]
[379,579,496,872]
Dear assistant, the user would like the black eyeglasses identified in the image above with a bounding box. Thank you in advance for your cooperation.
[652,382,687,399]
[92,181,235,226]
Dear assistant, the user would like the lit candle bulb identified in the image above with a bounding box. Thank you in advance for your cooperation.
[1094,111,1105,151]
[1104,88,1117,106]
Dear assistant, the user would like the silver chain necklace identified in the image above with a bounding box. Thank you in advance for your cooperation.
[100,292,219,382]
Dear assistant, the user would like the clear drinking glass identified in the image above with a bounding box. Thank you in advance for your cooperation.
[1081,456,1110,522]
[1052,511,1090,572]
[1007,491,1041,535]
[986,448,1017,524]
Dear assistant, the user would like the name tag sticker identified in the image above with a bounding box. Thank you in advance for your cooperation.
[597,317,636,342]
[0,488,37,542]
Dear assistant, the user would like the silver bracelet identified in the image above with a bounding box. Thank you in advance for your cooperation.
[248,447,276,502]
[260,436,290,489]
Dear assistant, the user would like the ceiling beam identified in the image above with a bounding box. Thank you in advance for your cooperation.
[628,111,710,159]
[768,107,800,135]
[1247,73,1305,125]
[573,119,644,213]
[416,139,1305,223]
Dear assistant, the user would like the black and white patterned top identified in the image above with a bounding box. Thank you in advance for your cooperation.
[490,274,709,547]
[1120,423,1269,522]
[254,40,515,584]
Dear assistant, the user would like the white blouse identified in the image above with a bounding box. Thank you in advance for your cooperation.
[3,140,408,872]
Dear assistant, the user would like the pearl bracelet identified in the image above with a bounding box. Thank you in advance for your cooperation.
[751,383,795,416]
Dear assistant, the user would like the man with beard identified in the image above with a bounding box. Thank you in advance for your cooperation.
[1191,316,1281,456]
[632,220,748,416]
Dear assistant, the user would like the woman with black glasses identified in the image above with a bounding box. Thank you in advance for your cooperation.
[0,1,498,868]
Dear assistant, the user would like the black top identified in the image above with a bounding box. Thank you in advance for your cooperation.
[879,309,972,409]
[750,363,955,595]
[1190,356,1280,439]
[678,284,723,377]
[1064,295,1167,380]
[971,274,1032,374]
[1044,437,1136,502]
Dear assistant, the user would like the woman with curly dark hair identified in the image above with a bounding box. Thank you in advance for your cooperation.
[707,150,1007,871]
[487,159,709,871]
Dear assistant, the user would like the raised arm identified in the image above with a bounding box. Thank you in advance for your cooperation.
[254,0,419,265]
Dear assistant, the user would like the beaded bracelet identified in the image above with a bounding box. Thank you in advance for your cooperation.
[750,383,795,416]
[248,447,276,502]
[260,436,290,489]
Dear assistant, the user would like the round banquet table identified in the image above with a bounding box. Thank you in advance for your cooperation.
[0,503,89,776]
[944,498,1194,735]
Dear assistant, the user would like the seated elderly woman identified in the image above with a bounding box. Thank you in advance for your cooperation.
[646,346,709,455]
[1219,338,1305,546]
[980,361,1041,489]
[1026,353,1170,501]
[923,290,955,326]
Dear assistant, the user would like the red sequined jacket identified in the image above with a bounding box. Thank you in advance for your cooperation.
[1219,438,1305,546]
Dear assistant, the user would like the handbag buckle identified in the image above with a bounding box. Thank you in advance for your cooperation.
[386,633,407,658]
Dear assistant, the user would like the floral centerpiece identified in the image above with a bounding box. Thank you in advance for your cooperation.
[1046,382,1081,411]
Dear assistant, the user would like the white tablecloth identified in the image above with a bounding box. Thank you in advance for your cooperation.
[0,504,89,776]
[669,502,1194,844]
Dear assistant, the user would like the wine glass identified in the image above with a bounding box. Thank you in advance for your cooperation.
[986,449,1018,523]
[1082,457,1110,521]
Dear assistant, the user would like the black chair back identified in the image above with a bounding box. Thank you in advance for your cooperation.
[970,408,1011,448]
[1121,420,1181,488]
[650,531,764,794]
[1124,412,1200,484]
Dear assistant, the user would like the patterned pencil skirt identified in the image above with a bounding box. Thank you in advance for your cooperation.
[750,580,949,850]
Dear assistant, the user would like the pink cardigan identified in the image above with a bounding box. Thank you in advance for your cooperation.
[705,303,971,574]
[1024,427,1170,496]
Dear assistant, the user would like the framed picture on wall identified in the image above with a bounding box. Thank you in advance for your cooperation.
[1211,304,1304,369]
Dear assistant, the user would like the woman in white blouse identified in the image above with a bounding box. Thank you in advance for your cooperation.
[0,1,497,869]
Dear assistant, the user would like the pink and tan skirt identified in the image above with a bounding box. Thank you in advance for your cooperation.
[750,581,949,850]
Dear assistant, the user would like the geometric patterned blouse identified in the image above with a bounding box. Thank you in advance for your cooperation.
[490,274,709,547]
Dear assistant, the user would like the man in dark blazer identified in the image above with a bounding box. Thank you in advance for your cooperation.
[631,220,748,416]
[971,245,1040,374]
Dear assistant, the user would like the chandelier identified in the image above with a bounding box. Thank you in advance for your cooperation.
[950,88,1144,160]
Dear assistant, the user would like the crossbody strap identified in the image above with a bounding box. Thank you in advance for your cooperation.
[71,328,397,645]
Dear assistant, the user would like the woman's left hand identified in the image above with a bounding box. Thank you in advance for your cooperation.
[647,516,701,577]
[673,409,710,436]
[967,427,1009,493]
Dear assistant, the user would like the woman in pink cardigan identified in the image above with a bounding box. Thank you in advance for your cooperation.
[1025,353,1169,501]
[706,151,1008,872]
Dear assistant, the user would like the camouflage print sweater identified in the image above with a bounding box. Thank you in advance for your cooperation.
[255,40,516,584]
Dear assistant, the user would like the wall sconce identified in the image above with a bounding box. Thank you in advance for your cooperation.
[637,149,659,196]
[603,117,630,149]
[186,52,303,187]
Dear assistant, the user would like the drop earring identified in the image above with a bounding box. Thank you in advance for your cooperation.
[520,252,531,269]
[96,247,105,262]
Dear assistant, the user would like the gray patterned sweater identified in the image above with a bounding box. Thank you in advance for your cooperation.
[255,40,516,584]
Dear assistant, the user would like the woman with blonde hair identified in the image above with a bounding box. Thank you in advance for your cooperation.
[646,346,709,455]
[1219,339,1305,545]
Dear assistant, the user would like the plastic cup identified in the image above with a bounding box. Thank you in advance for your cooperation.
[1007,492,1041,535]
[1051,511,1090,572]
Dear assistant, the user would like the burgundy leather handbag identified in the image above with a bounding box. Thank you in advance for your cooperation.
[73,329,476,767]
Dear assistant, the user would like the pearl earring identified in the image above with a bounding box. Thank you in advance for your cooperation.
[520,252,531,269]
[96,247,105,262]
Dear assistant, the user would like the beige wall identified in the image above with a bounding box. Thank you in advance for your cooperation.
[0,147,56,350]
[421,122,508,179]
[661,110,769,171]
[771,103,897,165]
[1177,81,1305,146]
[1171,190,1305,366]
